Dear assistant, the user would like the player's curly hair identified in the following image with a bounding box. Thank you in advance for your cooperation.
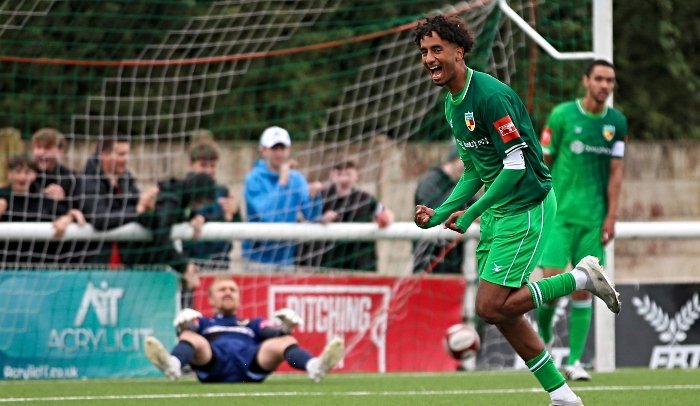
[413,15,475,54]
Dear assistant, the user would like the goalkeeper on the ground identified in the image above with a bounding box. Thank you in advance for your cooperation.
[144,275,344,383]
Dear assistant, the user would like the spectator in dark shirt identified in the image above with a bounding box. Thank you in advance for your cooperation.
[296,160,394,272]
[30,128,87,263]
[412,144,475,274]
[0,154,85,266]
[182,142,242,269]
[81,137,199,289]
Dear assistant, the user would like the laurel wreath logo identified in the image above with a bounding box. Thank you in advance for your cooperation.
[632,294,700,344]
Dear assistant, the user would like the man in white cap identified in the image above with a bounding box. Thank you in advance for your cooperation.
[243,126,323,270]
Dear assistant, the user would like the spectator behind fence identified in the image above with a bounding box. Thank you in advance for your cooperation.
[0,154,86,266]
[296,160,394,272]
[182,141,242,269]
[413,144,476,274]
[81,137,202,288]
[243,126,323,270]
[155,171,218,306]
[0,127,24,188]
[30,128,83,216]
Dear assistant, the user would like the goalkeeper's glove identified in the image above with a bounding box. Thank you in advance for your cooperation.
[274,308,303,334]
[174,308,203,334]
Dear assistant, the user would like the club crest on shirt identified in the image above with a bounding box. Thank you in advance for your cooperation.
[603,125,615,141]
[465,112,475,131]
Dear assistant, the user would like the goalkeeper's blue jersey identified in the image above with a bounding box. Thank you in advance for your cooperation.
[197,314,270,346]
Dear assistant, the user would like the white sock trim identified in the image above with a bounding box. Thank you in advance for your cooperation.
[570,268,588,290]
[305,357,318,372]
[571,298,593,308]
[550,383,578,402]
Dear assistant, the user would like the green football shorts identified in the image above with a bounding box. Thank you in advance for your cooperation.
[538,220,606,269]
[476,189,557,288]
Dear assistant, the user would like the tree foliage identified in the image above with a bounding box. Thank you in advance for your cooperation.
[613,0,700,140]
[0,0,698,141]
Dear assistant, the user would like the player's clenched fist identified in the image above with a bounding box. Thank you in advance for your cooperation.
[414,205,435,227]
[444,210,467,233]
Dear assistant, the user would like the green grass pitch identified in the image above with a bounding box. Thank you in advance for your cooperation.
[1,368,698,405]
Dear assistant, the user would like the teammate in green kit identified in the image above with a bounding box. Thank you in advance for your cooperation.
[537,60,627,381]
[413,15,621,406]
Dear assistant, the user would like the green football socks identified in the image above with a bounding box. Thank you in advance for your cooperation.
[537,304,556,345]
[568,299,593,365]
[526,349,566,392]
[527,273,577,308]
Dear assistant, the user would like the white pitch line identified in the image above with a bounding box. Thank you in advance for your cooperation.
[1,385,700,403]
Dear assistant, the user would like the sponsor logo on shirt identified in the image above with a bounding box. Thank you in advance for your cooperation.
[569,140,611,155]
[603,125,616,141]
[456,138,491,150]
[493,115,520,143]
[540,127,552,147]
[465,112,475,131]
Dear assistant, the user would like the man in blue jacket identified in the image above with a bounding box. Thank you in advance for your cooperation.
[243,126,323,269]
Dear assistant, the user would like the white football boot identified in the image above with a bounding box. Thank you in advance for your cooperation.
[550,397,584,406]
[572,256,621,314]
[144,336,182,381]
[307,337,344,383]
[564,361,592,381]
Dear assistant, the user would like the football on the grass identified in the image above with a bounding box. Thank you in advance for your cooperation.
[443,323,480,360]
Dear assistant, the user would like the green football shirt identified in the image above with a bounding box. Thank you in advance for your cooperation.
[445,68,552,217]
[540,99,627,225]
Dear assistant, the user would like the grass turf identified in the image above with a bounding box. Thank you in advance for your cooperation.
[0,368,698,405]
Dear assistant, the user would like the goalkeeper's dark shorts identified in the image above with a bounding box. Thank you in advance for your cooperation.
[193,339,268,383]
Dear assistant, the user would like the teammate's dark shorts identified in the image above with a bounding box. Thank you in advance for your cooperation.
[193,339,269,383]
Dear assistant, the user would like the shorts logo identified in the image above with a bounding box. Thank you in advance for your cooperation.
[540,127,552,147]
[493,115,520,143]
[465,112,475,131]
[603,125,615,141]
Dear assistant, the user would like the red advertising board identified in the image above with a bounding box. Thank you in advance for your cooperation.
[193,274,466,373]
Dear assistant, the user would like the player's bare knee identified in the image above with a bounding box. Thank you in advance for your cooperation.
[476,302,508,325]
[178,330,208,350]
[277,334,298,348]
[542,267,564,279]
[261,335,297,353]
[572,289,592,301]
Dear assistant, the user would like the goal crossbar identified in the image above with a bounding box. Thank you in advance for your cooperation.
[498,0,598,61]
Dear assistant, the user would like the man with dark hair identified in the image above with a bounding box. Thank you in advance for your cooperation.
[413,143,473,274]
[81,137,199,289]
[183,141,242,269]
[144,276,344,383]
[536,59,627,381]
[296,159,394,271]
[0,154,86,265]
[413,15,620,406]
